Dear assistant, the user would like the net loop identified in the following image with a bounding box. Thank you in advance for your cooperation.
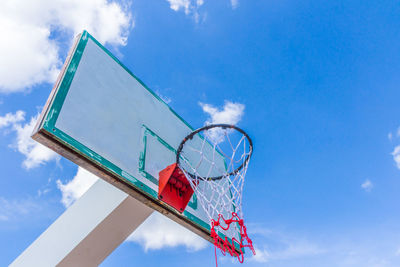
[210,212,255,263]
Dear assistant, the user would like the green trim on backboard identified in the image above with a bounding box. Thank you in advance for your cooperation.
[44,32,89,130]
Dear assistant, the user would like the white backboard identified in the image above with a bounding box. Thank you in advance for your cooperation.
[33,31,240,246]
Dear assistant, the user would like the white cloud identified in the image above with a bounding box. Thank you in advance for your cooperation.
[0,110,25,128]
[127,212,207,251]
[340,251,392,267]
[167,0,191,14]
[388,132,393,141]
[270,241,325,260]
[0,111,59,169]
[166,0,205,23]
[248,226,325,263]
[200,101,245,125]
[0,0,133,93]
[13,115,60,169]
[0,17,60,92]
[156,90,172,104]
[392,146,400,170]
[251,247,270,263]
[57,167,99,207]
[0,197,41,221]
[251,241,324,263]
[199,101,245,142]
[230,0,239,9]
[361,179,373,192]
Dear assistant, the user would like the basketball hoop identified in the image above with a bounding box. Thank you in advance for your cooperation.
[176,124,255,263]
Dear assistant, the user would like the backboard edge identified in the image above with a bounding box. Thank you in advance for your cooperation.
[32,33,83,136]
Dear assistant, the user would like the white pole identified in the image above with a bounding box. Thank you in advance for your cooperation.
[10,179,153,267]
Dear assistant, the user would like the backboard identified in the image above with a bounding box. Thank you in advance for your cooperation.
[32,31,240,247]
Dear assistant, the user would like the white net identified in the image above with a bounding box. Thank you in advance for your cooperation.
[178,125,252,237]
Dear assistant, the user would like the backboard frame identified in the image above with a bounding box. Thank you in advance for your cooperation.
[32,31,240,249]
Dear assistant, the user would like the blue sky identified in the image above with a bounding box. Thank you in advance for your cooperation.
[1,0,400,266]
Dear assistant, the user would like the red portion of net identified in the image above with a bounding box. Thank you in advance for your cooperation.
[210,212,256,263]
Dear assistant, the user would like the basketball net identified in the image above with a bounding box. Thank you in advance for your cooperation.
[178,125,255,263]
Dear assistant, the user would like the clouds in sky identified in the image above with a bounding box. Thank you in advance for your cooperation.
[200,101,245,125]
[166,0,205,23]
[382,125,400,173]
[230,0,239,9]
[250,247,269,263]
[0,0,133,93]
[198,101,245,142]
[266,240,324,260]
[388,132,393,141]
[126,212,207,251]
[361,179,373,192]
[56,167,99,208]
[0,197,41,222]
[0,111,59,169]
[167,0,192,14]
[247,226,325,264]
[0,111,25,128]
[392,146,400,170]
[388,126,400,170]
[166,0,238,14]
